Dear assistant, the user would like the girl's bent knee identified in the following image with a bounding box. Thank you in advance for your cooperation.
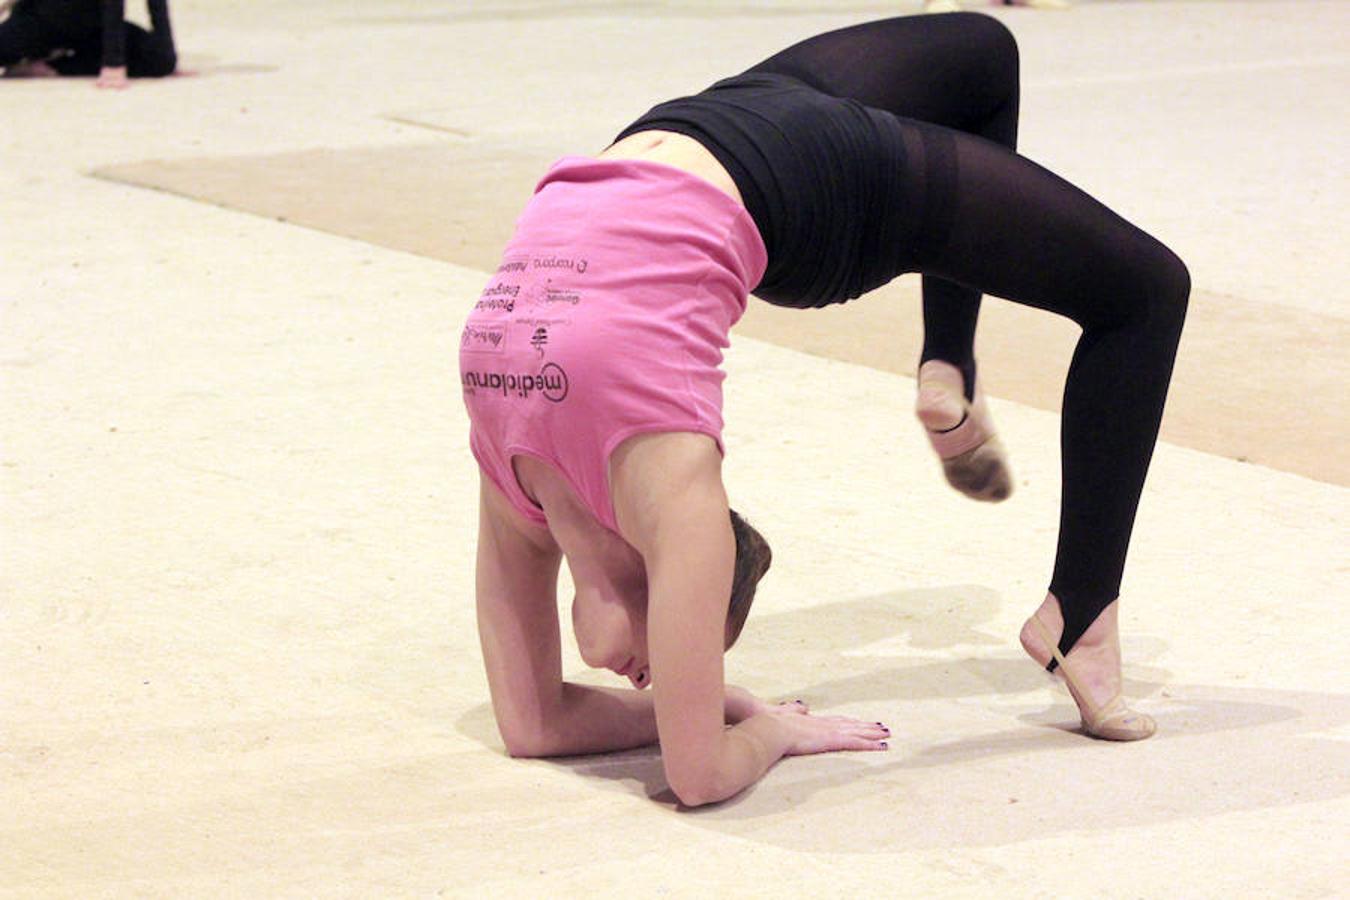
[132,52,176,78]
[1151,247,1191,331]
[953,12,1019,62]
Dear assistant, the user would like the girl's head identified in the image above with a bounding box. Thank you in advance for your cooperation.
[570,509,772,689]
[724,509,772,648]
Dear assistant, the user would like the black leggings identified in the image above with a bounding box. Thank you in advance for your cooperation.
[757,14,1189,658]
[618,13,1189,659]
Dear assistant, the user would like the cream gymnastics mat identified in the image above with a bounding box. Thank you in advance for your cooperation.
[93,139,1350,487]
[6,224,1347,891]
[6,1,1348,894]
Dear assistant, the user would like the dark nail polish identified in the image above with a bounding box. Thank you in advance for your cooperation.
[880,742,889,749]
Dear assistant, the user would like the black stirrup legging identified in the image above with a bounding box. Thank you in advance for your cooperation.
[749,14,1189,660]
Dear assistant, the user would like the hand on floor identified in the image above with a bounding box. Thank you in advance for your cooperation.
[768,702,892,756]
[96,66,129,90]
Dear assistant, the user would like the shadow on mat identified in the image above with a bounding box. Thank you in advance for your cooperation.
[451,583,1169,748]
[677,684,1341,851]
[168,54,279,77]
[450,584,1020,741]
[464,677,1333,838]
[451,586,1347,842]
[535,682,1338,851]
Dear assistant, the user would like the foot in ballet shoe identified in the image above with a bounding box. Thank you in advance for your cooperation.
[1020,596,1156,741]
[916,360,1013,502]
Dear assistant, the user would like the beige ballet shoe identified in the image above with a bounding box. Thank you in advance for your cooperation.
[916,360,1013,502]
[1031,614,1156,741]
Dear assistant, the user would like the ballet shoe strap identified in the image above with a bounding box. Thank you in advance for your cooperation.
[922,390,991,457]
[1031,620,1150,739]
[1031,613,1100,718]
[1032,613,1151,738]
[917,361,996,458]
[1031,614,1071,675]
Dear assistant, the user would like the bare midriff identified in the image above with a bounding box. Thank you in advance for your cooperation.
[597,130,744,208]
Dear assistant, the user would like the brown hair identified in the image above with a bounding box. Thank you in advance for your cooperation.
[725,509,772,649]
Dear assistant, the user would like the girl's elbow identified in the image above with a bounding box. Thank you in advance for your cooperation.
[665,761,730,808]
[499,722,556,759]
[671,782,722,808]
[503,737,546,759]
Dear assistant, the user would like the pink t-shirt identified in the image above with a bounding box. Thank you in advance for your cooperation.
[459,155,768,532]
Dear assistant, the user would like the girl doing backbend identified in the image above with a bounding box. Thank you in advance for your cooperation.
[461,13,1188,807]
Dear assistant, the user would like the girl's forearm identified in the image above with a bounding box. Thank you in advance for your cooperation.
[538,687,791,807]
[520,684,764,757]
[101,1,127,70]
[536,682,659,756]
[147,0,173,38]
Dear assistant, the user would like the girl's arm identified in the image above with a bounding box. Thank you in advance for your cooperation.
[476,475,784,756]
[97,1,173,87]
[98,1,127,86]
[147,0,173,40]
[637,460,789,805]
[476,475,652,755]
[612,433,888,808]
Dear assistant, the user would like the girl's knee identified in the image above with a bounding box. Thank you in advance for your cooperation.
[1164,249,1191,303]
[953,13,1019,66]
[130,49,176,78]
[1085,240,1189,337]
[1148,245,1190,332]
[946,12,1019,93]
[150,52,177,77]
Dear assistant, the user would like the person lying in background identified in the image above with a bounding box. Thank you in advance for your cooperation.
[0,0,175,88]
